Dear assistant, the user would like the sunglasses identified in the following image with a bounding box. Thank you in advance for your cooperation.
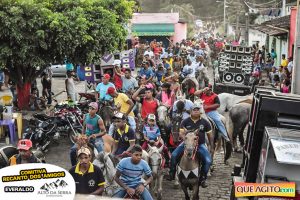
[193,108,200,111]
[89,107,96,110]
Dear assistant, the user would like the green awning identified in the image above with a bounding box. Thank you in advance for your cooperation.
[132,23,175,36]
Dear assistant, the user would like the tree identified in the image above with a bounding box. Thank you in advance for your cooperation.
[0,0,135,109]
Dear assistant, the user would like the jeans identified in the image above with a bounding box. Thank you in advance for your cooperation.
[170,142,212,176]
[113,187,153,200]
[207,110,230,141]
[69,136,104,166]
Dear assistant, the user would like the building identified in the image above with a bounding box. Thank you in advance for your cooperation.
[130,13,187,47]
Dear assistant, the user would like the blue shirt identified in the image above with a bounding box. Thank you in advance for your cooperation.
[155,71,164,82]
[0,71,4,83]
[139,68,154,79]
[84,114,101,136]
[116,157,152,188]
[143,124,161,140]
[96,82,115,101]
[121,76,138,93]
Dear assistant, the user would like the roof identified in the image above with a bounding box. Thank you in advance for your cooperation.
[252,15,290,36]
[131,13,179,24]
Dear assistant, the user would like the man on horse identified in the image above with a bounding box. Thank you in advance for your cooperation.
[106,87,136,131]
[172,99,194,120]
[95,73,115,102]
[70,102,107,166]
[114,145,154,199]
[111,112,136,156]
[194,85,230,142]
[168,103,213,188]
[69,147,105,195]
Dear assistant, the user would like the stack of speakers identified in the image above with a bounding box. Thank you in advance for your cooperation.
[218,45,253,85]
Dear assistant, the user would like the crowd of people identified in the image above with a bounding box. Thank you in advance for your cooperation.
[3,35,297,199]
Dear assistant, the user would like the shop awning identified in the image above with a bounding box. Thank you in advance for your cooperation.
[132,23,175,36]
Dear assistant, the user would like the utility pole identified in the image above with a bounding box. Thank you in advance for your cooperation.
[224,0,227,35]
[245,12,249,46]
[282,0,286,16]
[291,0,300,94]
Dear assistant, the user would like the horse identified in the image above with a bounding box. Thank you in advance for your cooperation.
[217,93,253,115]
[227,103,252,152]
[157,105,171,144]
[196,67,209,89]
[194,99,232,166]
[98,101,114,130]
[177,130,200,200]
[147,144,166,200]
[181,78,198,102]
[93,152,119,196]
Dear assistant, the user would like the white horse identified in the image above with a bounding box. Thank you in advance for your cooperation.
[157,105,170,126]
[217,93,253,115]
[196,67,209,89]
[147,145,166,200]
[93,152,119,196]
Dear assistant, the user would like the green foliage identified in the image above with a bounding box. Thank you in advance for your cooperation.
[0,0,134,86]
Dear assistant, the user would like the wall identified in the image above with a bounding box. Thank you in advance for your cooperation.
[289,7,297,57]
[249,29,267,47]
[171,23,187,44]
[131,13,179,24]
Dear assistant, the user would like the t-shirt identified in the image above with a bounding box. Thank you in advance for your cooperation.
[96,82,115,101]
[143,124,161,140]
[112,124,135,155]
[121,76,138,93]
[181,117,211,145]
[139,68,154,79]
[84,114,101,136]
[114,93,134,117]
[281,59,288,67]
[116,157,152,188]
[69,162,105,194]
[172,99,194,120]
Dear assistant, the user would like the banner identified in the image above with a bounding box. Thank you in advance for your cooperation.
[234,182,296,198]
[0,163,75,200]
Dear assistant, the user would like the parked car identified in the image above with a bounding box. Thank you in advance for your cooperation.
[51,64,66,76]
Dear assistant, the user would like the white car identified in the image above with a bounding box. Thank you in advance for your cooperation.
[51,64,67,76]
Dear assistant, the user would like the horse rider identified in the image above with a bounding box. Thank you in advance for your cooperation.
[132,84,159,121]
[172,99,194,120]
[182,59,199,89]
[194,85,230,141]
[106,87,136,132]
[138,61,154,83]
[120,68,139,95]
[95,73,115,103]
[69,147,105,195]
[113,145,154,199]
[141,114,171,166]
[167,102,213,188]
[9,139,41,165]
[111,112,136,157]
[70,102,107,166]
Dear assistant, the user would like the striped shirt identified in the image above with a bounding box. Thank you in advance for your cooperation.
[116,157,152,188]
[143,124,161,140]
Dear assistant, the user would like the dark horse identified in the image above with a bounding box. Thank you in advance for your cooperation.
[98,100,114,130]
[181,78,198,102]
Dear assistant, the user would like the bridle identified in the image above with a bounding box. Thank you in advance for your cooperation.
[184,135,198,161]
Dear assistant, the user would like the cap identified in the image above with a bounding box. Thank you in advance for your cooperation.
[113,112,126,120]
[168,53,173,57]
[89,102,98,110]
[103,73,111,79]
[107,87,116,95]
[17,139,32,151]
[145,83,154,90]
[77,147,91,157]
[113,60,121,67]
[147,114,156,120]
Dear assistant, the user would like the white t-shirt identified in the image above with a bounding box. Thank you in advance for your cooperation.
[144,50,154,58]
[66,78,76,94]
[183,64,196,78]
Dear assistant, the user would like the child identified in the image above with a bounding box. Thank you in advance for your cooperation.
[29,88,46,111]
[142,114,170,166]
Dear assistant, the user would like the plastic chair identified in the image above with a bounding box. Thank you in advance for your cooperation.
[0,96,13,106]
[12,113,22,139]
[0,119,16,144]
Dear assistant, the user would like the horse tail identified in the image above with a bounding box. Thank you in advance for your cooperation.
[223,138,232,162]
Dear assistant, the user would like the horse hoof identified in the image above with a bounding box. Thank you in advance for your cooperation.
[157,193,162,200]
[174,183,179,189]
[224,160,229,165]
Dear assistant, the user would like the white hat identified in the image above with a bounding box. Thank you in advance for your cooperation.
[147,114,156,120]
[113,60,121,67]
